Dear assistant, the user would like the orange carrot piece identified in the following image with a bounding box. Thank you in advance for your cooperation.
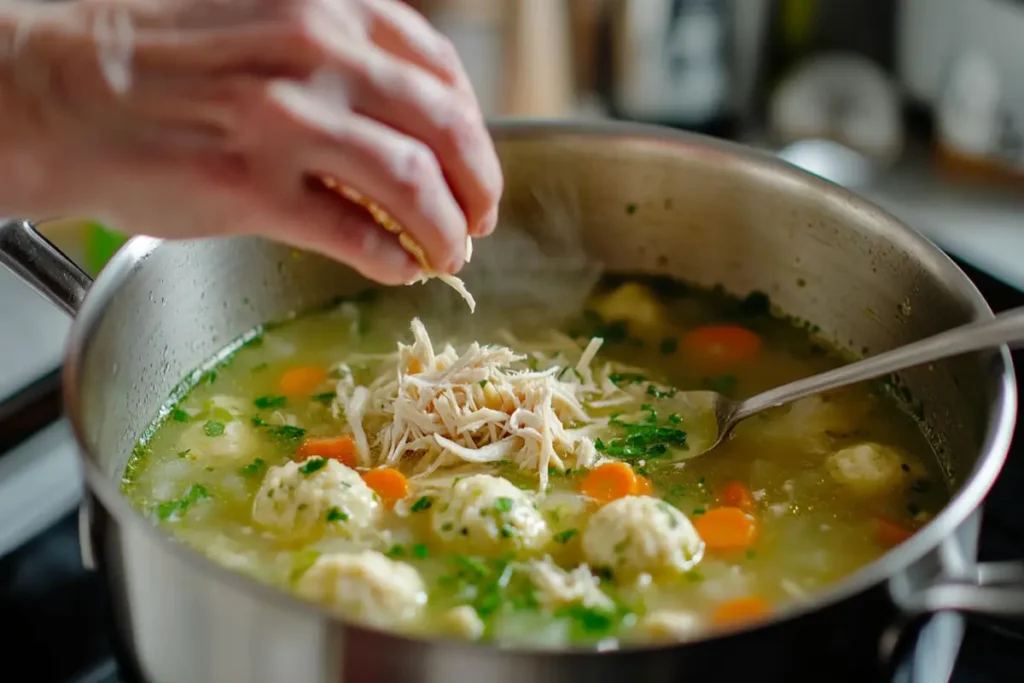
[682,325,762,367]
[720,481,754,511]
[278,365,328,396]
[361,468,409,508]
[713,596,772,626]
[634,475,654,496]
[580,462,637,503]
[693,506,758,553]
[297,436,358,467]
[875,517,914,548]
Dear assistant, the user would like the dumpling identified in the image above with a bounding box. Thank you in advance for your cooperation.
[636,610,702,642]
[177,419,259,462]
[252,459,382,539]
[295,551,426,629]
[593,282,667,333]
[582,496,703,577]
[431,474,550,555]
[826,442,905,496]
[440,605,485,640]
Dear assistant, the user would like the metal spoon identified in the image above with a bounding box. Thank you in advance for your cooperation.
[689,306,1024,456]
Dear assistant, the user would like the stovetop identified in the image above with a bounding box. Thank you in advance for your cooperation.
[1,256,1023,683]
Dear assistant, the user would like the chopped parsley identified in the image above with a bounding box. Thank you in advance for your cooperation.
[386,543,429,560]
[410,496,434,513]
[595,405,687,460]
[311,392,336,404]
[154,484,209,521]
[240,458,266,477]
[326,506,348,522]
[203,420,225,437]
[299,457,327,475]
[646,383,678,399]
[251,416,268,427]
[171,409,190,423]
[556,603,621,639]
[268,425,307,443]
[553,528,578,544]
[608,372,647,386]
[254,395,287,409]
[494,497,514,513]
[437,554,538,620]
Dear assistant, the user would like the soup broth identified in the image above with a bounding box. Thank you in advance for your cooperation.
[123,277,946,648]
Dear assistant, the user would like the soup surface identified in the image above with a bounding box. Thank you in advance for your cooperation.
[123,277,946,648]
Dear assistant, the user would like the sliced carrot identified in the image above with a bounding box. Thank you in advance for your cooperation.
[693,506,758,553]
[720,481,754,511]
[875,517,914,548]
[633,475,654,496]
[682,325,762,368]
[297,436,358,467]
[713,596,772,626]
[361,468,409,508]
[580,462,637,503]
[278,365,328,396]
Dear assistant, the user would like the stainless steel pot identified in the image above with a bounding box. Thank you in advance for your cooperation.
[2,120,1024,683]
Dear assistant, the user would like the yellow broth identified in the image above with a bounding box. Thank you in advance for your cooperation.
[122,277,947,648]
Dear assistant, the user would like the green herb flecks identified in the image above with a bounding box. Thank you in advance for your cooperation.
[154,484,209,521]
[240,458,266,477]
[171,409,190,423]
[203,420,226,437]
[254,395,287,410]
[608,372,648,387]
[299,457,327,475]
[410,496,434,513]
[646,383,678,399]
[553,528,578,544]
[436,554,538,622]
[555,603,623,640]
[326,506,348,522]
[595,405,687,460]
[311,392,336,404]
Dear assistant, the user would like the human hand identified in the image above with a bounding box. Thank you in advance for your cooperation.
[0,0,502,284]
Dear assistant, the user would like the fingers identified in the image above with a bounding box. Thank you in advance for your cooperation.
[268,77,468,273]
[341,44,500,239]
[252,180,422,286]
[360,0,474,98]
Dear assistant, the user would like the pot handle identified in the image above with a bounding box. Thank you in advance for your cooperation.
[894,560,1024,617]
[0,218,93,317]
[882,559,1024,682]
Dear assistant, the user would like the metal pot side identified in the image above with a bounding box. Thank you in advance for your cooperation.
[2,121,1021,683]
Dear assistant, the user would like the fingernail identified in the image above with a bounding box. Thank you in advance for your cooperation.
[474,207,498,237]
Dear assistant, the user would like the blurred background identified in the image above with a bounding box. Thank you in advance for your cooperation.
[35,0,1024,278]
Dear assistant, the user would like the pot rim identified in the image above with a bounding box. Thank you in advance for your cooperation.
[63,119,1018,654]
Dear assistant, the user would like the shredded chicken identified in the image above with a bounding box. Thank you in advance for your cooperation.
[331,319,631,490]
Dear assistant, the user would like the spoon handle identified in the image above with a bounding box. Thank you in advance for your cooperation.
[732,306,1024,422]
